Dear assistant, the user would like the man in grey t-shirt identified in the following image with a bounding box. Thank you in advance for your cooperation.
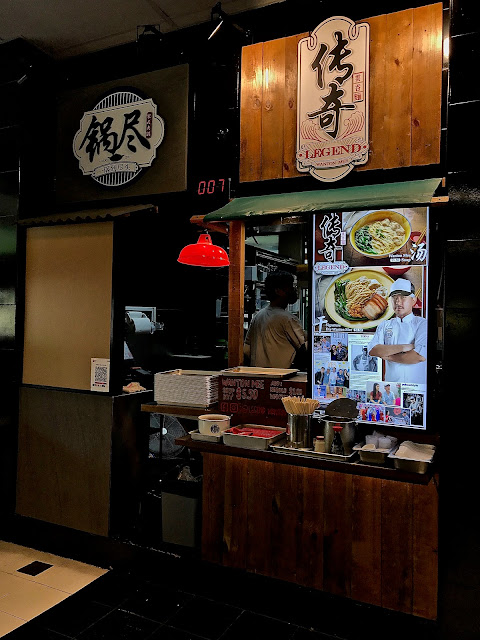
[244,271,307,369]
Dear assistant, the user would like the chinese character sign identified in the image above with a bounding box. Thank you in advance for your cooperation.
[297,16,369,182]
[73,89,165,187]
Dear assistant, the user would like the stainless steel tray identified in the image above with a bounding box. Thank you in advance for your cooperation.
[221,366,298,378]
[189,429,222,443]
[271,443,358,462]
[353,442,395,465]
[388,443,435,474]
[223,426,286,450]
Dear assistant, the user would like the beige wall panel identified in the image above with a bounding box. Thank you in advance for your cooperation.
[22,222,113,390]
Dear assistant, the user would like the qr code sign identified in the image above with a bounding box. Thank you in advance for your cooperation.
[91,358,110,392]
[94,365,108,385]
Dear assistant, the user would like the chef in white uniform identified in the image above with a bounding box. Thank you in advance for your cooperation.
[368,278,427,384]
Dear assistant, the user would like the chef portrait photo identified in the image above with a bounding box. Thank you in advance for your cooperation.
[368,277,427,384]
[352,345,378,372]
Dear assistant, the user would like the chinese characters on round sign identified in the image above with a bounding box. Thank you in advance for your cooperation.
[73,89,165,187]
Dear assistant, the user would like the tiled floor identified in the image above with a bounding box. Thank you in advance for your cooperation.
[0,542,107,638]
[1,546,441,640]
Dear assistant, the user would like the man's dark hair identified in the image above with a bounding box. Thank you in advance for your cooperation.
[264,270,295,301]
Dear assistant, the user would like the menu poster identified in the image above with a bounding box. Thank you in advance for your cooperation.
[311,208,428,429]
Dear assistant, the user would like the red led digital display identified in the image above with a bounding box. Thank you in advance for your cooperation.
[197,178,226,195]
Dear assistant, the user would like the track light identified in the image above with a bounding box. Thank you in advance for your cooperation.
[137,24,163,46]
[207,2,250,41]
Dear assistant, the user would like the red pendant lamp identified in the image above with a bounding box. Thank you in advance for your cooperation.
[177,233,230,267]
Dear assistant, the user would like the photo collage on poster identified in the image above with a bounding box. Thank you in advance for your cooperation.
[312,207,428,429]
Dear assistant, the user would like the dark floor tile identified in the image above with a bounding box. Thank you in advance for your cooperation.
[149,625,208,639]
[166,596,241,640]
[439,582,480,640]
[220,611,296,640]
[76,609,159,640]
[292,628,338,640]
[120,582,193,623]
[4,624,71,640]
[33,598,111,636]
[77,570,143,607]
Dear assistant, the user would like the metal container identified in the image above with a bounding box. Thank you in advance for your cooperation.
[321,417,357,455]
[353,442,393,465]
[287,414,312,449]
[222,425,286,450]
[388,444,435,474]
[271,443,358,462]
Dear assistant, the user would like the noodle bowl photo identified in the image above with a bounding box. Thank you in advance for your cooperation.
[350,210,411,258]
[324,268,395,329]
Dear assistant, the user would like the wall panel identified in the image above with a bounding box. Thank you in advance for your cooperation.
[22,222,113,390]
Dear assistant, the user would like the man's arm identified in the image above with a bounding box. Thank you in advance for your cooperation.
[369,343,414,358]
[385,350,425,364]
[286,314,307,350]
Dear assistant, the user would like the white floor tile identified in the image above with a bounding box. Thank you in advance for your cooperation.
[0,610,25,637]
[0,541,107,593]
[0,572,69,621]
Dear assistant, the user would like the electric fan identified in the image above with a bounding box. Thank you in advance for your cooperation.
[149,413,186,459]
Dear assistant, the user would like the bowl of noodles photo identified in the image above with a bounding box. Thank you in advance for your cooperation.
[350,210,411,258]
[324,269,395,329]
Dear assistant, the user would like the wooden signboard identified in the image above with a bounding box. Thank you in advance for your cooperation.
[240,4,443,182]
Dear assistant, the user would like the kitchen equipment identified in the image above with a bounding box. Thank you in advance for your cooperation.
[197,414,231,435]
[271,443,358,463]
[388,441,436,474]
[314,436,325,453]
[320,398,358,455]
[287,413,312,449]
[353,441,396,465]
[223,425,286,450]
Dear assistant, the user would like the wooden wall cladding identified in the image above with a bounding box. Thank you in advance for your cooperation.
[239,4,443,182]
[201,454,439,619]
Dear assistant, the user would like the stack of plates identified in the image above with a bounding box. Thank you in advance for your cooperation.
[154,369,220,407]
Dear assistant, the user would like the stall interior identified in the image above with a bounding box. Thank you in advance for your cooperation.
[115,218,311,550]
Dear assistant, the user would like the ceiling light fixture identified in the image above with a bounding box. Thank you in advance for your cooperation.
[177,233,230,267]
[137,24,163,48]
[207,2,250,41]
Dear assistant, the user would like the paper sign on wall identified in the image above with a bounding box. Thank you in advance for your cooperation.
[91,358,110,392]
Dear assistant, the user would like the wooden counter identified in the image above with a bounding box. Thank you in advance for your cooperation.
[179,435,439,620]
[141,402,220,420]
[176,435,434,484]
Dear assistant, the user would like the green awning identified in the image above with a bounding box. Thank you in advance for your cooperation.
[203,178,442,222]
[18,203,157,226]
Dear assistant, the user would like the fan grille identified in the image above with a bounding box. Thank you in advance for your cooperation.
[149,414,186,458]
